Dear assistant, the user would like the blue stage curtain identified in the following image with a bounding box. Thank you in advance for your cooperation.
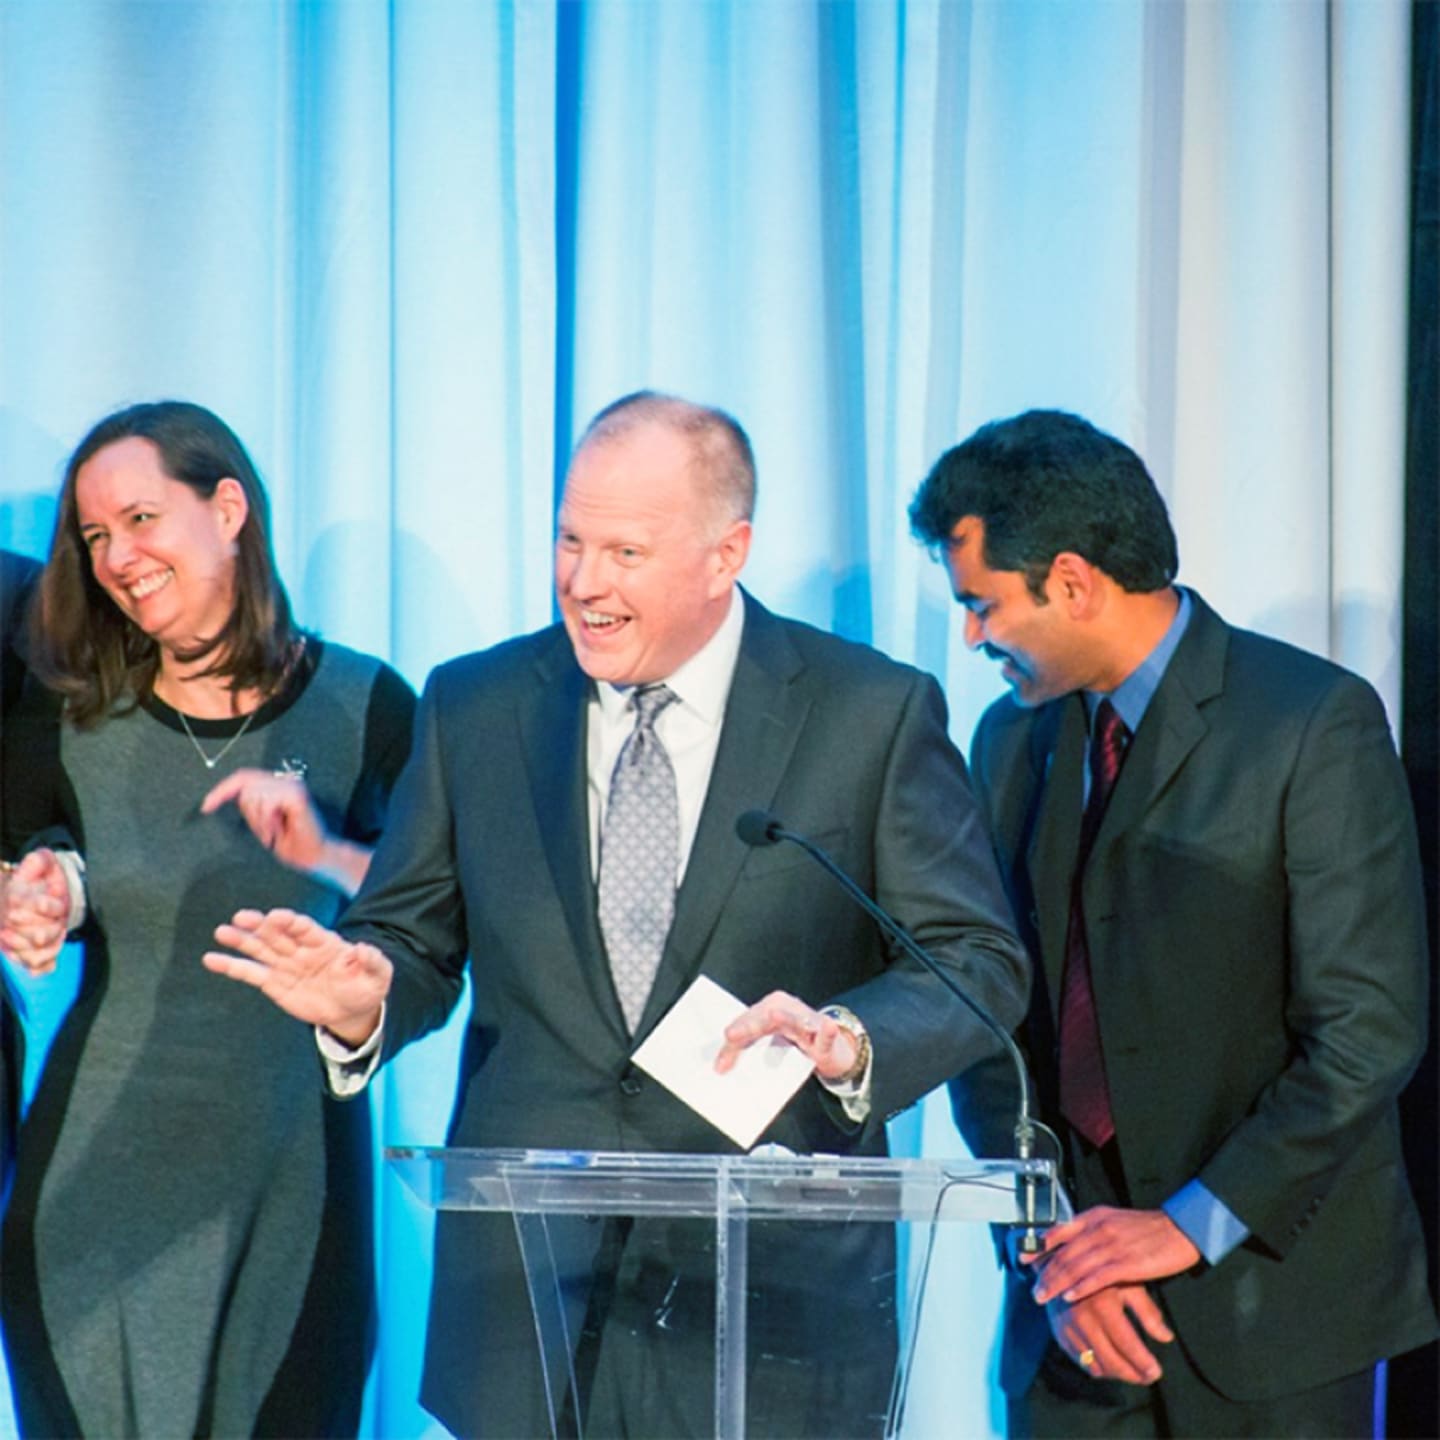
[0,3,1411,1435]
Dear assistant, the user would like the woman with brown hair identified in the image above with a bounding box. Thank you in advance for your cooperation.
[0,401,415,1437]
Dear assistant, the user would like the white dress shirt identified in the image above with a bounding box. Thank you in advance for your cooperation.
[587,584,745,883]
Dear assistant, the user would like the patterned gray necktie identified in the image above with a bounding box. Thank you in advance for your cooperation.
[598,684,680,1033]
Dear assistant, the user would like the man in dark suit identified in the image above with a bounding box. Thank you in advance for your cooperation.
[909,409,1438,1437]
[1,548,41,1196]
[208,391,1030,1437]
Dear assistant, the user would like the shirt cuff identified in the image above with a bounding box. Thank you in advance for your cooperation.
[315,1002,386,1097]
[1163,1179,1249,1265]
[819,1065,872,1122]
[51,850,88,931]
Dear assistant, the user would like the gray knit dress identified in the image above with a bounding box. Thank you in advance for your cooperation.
[1,640,414,1439]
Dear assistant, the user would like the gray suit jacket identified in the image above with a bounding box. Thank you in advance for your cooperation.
[342,595,1030,1435]
[951,591,1437,1402]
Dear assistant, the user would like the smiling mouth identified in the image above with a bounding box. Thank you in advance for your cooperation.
[127,569,174,601]
[580,609,628,634]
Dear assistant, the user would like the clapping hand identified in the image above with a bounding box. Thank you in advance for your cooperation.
[201,770,371,896]
[204,907,391,1046]
[0,849,71,975]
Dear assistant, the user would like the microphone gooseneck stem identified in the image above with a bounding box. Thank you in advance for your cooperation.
[749,814,1047,1251]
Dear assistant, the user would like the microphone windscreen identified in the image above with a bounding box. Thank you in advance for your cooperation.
[735,810,780,847]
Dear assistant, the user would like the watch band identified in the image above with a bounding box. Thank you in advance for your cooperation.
[820,1004,871,1085]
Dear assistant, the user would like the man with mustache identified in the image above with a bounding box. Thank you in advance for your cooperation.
[910,408,1436,1438]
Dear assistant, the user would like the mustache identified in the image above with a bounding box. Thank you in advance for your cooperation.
[982,644,1012,666]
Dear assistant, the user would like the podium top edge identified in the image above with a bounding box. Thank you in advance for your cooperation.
[382,1145,1051,1177]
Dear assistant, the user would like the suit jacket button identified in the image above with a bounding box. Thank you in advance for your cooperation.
[619,1067,644,1097]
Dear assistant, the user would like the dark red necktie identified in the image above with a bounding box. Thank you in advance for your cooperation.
[1058,698,1129,1148]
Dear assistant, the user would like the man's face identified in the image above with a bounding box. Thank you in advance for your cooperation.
[944,516,1090,707]
[555,421,750,685]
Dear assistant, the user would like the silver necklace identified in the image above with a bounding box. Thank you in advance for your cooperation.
[176,707,258,770]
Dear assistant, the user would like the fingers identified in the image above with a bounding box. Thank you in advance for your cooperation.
[200,948,274,990]
[203,909,315,987]
[1029,1221,1115,1302]
[1051,1287,1167,1386]
[212,907,315,958]
[210,908,318,980]
[14,847,63,890]
[1124,1286,1176,1347]
[1029,1211,1092,1251]
[0,860,69,974]
[2,882,67,927]
[200,766,308,808]
[715,989,801,1072]
[1096,1304,1164,1385]
[251,789,304,852]
[200,772,325,869]
[714,990,851,1078]
[204,907,390,1039]
[1024,1204,1124,1266]
[1028,1207,1199,1302]
[199,769,260,813]
[0,932,65,975]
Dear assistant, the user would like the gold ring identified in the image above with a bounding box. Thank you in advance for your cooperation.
[1078,1349,1097,1369]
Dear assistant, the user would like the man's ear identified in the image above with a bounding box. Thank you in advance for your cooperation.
[710,519,752,594]
[1048,551,1103,618]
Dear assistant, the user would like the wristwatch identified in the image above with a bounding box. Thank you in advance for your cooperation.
[820,1004,871,1085]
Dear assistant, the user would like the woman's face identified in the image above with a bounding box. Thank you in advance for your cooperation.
[74,437,247,661]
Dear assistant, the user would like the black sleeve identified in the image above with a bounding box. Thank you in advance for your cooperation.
[1,677,80,861]
[342,662,418,845]
[0,550,41,714]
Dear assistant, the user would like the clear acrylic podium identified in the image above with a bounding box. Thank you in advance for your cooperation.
[387,1146,1065,1438]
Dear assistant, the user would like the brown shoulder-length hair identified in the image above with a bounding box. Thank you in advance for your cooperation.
[35,401,303,727]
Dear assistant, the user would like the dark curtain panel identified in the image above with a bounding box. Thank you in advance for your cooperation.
[1395,4,1439,1436]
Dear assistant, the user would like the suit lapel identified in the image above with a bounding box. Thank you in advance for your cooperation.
[521,632,631,1038]
[1085,594,1228,877]
[635,598,807,1037]
[1027,695,1087,996]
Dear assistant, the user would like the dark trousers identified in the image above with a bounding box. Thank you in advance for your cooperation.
[1012,1346,1377,1439]
[1013,1135,1380,1439]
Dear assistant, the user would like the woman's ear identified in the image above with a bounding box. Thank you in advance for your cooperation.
[213,477,250,543]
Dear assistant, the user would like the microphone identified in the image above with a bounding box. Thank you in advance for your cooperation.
[734,810,782,848]
[735,808,1053,1250]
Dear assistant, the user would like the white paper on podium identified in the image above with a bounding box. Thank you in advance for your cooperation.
[631,975,815,1149]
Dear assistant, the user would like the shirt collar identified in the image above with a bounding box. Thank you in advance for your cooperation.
[596,586,746,726]
[1084,586,1192,734]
